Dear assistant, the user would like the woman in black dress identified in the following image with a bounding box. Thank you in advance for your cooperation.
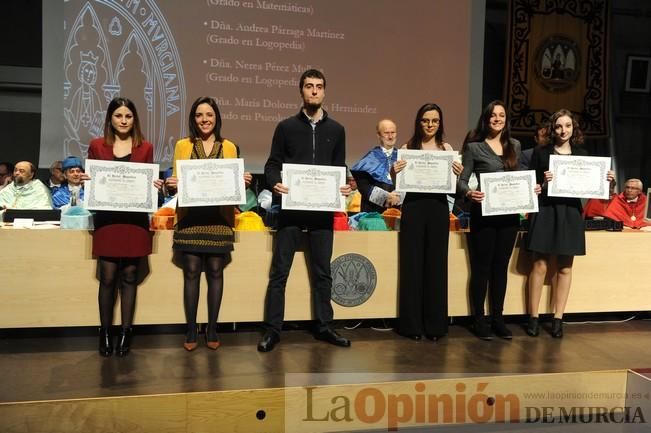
[393,103,462,341]
[525,109,613,338]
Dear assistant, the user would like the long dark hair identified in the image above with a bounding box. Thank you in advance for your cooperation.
[407,103,445,149]
[471,100,517,169]
[188,96,223,143]
[548,108,584,147]
[103,97,144,147]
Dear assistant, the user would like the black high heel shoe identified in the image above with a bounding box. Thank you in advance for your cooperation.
[526,317,540,337]
[99,327,113,357]
[116,327,133,357]
[551,318,563,338]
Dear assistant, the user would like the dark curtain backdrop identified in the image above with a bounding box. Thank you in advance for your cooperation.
[505,0,610,136]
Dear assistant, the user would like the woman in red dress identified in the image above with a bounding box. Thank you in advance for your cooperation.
[88,97,162,357]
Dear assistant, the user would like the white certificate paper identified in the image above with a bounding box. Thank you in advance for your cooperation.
[395,150,458,194]
[548,155,611,199]
[281,163,346,212]
[176,159,246,207]
[480,170,539,216]
[84,159,159,213]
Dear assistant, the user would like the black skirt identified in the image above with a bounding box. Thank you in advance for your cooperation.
[526,199,585,256]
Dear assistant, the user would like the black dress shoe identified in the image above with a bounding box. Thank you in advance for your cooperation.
[551,318,563,338]
[257,331,280,352]
[116,327,132,357]
[491,317,512,340]
[315,329,351,347]
[99,327,113,357]
[398,331,422,341]
[471,317,493,341]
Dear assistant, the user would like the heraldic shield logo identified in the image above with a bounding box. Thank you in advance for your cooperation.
[330,253,377,307]
[63,0,186,163]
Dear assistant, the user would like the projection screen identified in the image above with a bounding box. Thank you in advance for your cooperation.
[41,0,485,172]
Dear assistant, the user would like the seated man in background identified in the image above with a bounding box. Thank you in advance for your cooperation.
[584,179,617,218]
[603,178,649,229]
[47,160,65,192]
[350,119,401,213]
[0,161,52,209]
[0,162,14,191]
[52,156,85,208]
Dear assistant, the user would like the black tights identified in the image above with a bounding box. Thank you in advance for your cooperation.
[98,257,140,328]
[183,253,225,340]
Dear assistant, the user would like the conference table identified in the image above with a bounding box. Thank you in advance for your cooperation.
[0,228,648,328]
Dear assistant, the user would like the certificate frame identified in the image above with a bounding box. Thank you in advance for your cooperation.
[480,170,538,217]
[395,149,458,194]
[281,163,346,212]
[548,155,611,199]
[176,158,246,207]
[84,159,159,213]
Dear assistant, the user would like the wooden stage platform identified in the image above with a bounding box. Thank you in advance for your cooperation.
[1,318,651,432]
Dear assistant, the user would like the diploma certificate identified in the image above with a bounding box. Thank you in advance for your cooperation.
[395,150,458,194]
[84,159,159,213]
[176,159,246,207]
[281,163,346,212]
[480,170,539,216]
[548,155,611,199]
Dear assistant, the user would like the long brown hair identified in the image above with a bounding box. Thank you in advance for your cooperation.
[102,97,144,147]
[471,100,517,169]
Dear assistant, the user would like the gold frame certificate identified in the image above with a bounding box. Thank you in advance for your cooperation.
[281,163,346,212]
[548,155,611,199]
[176,159,246,207]
[84,159,159,213]
[395,149,458,194]
[480,170,539,216]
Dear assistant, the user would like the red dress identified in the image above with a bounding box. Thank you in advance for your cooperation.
[88,138,155,257]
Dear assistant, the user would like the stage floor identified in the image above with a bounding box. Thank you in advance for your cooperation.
[1,317,651,404]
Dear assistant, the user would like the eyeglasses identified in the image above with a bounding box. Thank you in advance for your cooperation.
[420,118,440,125]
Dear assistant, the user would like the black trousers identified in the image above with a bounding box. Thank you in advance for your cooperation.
[467,204,519,318]
[263,211,334,335]
[397,194,449,337]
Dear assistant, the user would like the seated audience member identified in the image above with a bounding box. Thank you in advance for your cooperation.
[603,178,649,229]
[584,179,617,218]
[0,162,14,191]
[52,156,85,208]
[520,121,548,170]
[345,175,361,213]
[0,161,52,209]
[47,160,65,192]
[351,119,401,212]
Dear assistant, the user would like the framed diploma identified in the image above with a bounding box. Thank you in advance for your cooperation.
[176,159,246,207]
[548,155,611,199]
[281,163,346,212]
[480,170,539,216]
[84,159,159,213]
[395,150,458,194]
